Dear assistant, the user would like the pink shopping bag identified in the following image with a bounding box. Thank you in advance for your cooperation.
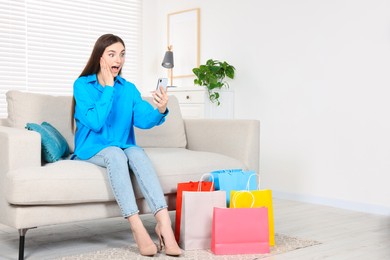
[211,207,270,255]
[230,173,275,246]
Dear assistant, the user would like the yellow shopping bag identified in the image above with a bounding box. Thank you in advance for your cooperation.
[230,174,275,246]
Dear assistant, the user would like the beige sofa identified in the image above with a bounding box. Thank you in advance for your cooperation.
[0,90,259,259]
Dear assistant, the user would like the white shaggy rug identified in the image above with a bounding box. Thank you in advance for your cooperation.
[55,233,321,260]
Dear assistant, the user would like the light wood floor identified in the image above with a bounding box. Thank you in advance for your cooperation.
[0,199,389,259]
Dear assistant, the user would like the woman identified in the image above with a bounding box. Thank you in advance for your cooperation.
[71,34,181,257]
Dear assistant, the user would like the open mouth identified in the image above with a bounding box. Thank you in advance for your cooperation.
[111,66,120,73]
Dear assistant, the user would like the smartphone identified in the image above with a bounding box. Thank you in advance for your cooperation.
[156,78,168,93]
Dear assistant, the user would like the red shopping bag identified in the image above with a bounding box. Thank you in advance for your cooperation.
[175,176,214,242]
[211,207,270,255]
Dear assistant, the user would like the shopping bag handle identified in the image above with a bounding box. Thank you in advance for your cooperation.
[246,173,261,190]
[231,190,255,208]
[197,173,214,191]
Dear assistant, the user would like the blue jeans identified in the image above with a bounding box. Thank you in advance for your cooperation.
[75,146,167,218]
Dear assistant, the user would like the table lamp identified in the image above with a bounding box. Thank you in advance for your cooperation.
[161,45,174,87]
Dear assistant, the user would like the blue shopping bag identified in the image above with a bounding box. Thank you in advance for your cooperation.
[210,169,257,206]
[210,169,242,190]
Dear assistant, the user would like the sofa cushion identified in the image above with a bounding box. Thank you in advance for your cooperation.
[135,96,187,148]
[5,148,246,205]
[5,160,113,205]
[25,122,70,163]
[6,90,75,152]
[142,148,247,195]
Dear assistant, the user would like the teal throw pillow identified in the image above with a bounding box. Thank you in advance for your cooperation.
[25,122,70,163]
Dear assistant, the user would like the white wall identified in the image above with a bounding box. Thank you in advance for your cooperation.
[142,0,390,215]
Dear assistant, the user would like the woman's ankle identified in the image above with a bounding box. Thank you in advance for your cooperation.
[155,208,172,226]
[127,214,142,229]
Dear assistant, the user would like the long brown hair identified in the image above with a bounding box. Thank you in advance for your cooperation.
[71,34,126,132]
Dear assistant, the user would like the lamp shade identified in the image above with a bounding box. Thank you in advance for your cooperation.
[161,50,174,69]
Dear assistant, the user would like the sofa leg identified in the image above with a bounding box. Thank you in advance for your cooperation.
[18,228,28,260]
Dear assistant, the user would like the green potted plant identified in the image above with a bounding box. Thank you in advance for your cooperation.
[192,59,236,106]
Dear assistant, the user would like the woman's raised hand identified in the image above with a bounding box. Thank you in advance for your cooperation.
[152,86,169,114]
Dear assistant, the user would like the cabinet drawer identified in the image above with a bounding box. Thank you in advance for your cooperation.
[171,91,205,104]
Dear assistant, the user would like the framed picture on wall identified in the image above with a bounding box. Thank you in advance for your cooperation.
[167,8,200,78]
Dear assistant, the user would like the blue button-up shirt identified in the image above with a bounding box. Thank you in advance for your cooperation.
[73,74,167,159]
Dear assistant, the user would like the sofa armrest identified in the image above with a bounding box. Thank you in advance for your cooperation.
[0,126,41,175]
[0,118,9,126]
[183,119,260,173]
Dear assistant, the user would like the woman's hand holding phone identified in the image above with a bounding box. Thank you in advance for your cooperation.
[152,78,169,114]
[155,78,168,94]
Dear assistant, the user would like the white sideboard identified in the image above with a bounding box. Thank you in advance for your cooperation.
[168,86,234,119]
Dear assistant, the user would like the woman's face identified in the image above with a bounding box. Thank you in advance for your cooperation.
[101,42,125,77]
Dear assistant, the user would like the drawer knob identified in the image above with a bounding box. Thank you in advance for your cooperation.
[186,95,190,99]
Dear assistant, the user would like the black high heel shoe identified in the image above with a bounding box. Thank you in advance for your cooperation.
[155,225,182,256]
